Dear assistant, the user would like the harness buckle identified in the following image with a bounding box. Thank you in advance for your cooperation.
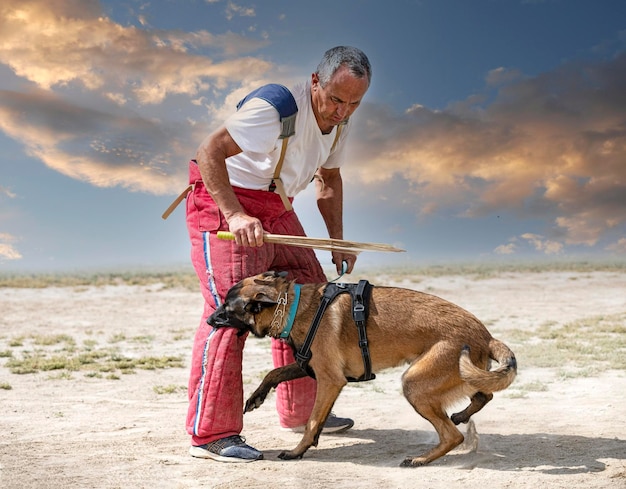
[295,351,311,366]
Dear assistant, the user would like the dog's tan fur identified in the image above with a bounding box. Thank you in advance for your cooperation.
[208,271,517,467]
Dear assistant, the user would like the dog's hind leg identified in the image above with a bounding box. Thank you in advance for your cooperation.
[400,347,465,467]
[400,400,464,467]
[450,391,493,425]
[244,363,308,413]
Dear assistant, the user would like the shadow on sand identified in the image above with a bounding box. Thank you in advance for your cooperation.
[261,427,626,475]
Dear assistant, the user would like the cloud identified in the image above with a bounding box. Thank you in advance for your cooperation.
[0,0,280,194]
[0,88,209,194]
[519,233,563,255]
[0,233,22,260]
[494,243,516,255]
[494,233,563,255]
[345,51,626,250]
[606,238,626,253]
[0,0,271,104]
[0,0,624,256]
[225,1,256,20]
[0,186,17,199]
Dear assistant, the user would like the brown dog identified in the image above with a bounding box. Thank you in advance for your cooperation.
[208,271,517,467]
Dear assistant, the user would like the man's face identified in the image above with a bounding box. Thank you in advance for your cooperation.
[311,64,369,134]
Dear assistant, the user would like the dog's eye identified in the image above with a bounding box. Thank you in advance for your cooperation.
[244,302,262,314]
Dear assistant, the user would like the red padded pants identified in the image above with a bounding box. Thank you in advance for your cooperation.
[185,161,327,446]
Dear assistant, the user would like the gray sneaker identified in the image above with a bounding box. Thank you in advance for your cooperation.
[284,413,355,434]
[189,435,263,463]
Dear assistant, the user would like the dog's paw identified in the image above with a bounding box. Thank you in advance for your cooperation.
[400,457,426,468]
[244,392,268,413]
[243,398,262,413]
[278,451,304,460]
[451,412,470,425]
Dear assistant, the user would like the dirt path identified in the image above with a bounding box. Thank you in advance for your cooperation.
[1,271,625,488]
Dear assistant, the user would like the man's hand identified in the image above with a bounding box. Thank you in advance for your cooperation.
[332,252,357,274]
[226,212,265,247]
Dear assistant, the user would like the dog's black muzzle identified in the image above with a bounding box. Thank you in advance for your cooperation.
[207,305,249,335]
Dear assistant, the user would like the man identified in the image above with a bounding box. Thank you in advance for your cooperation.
[185,46,371,462]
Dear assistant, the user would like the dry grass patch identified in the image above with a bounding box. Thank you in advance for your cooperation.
[2,332,184,378]
[507,313,626,375]
[2,260,625,289]
[0,268,199,290]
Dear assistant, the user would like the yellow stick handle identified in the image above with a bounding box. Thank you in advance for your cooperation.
[216,231,236,241]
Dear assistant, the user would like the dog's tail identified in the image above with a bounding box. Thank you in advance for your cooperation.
[459,339,517,393]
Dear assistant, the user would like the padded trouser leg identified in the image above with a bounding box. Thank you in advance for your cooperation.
[187,322,247,445]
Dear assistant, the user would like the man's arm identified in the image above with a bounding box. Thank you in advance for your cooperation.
[315,166,357,274]
[195,127,265,247]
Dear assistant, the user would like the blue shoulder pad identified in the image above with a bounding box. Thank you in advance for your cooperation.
[236,83,297,138]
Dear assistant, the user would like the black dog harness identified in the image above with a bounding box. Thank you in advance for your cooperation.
[295,280,376,382]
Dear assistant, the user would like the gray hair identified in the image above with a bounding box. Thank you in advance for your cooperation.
[315,46,372,87]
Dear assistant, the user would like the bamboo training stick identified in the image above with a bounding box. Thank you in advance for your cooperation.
[216,231,405,254]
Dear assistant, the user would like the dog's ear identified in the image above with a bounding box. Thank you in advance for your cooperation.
[255,270,287,285]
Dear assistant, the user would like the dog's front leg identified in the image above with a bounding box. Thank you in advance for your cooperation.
[279,381,345,460]
[244,363,308,413]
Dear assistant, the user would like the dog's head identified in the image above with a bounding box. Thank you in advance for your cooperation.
[207,271,289,337]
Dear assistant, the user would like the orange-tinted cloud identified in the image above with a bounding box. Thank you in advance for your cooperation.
[0,0,277,194]
[0,0,271,103]
[0,0,624,255]
[345,53,626,251]
[0,88,205,194]
[0,233,21,260]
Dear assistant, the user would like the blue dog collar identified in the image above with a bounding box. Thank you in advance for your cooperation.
[279,284,301,339]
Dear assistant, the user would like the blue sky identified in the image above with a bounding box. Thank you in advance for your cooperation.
[1,0,625,272]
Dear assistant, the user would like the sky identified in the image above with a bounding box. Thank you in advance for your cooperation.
[1,0,625,273]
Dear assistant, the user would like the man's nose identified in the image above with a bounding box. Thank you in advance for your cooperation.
[336,102,349,118]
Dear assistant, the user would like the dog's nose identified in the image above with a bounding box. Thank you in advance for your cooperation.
[207,306,228,327]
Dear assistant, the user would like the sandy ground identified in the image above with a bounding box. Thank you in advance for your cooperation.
[1,270,625,488]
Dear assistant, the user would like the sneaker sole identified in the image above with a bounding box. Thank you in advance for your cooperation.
[189,446,262,463]
[322,421,354,434]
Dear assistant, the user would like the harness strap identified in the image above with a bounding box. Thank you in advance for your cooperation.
[349,280,376,382]
[295,283,339,371]
[295,281,376,382]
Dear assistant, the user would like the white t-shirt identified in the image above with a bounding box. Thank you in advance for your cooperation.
[224,81,350,197]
